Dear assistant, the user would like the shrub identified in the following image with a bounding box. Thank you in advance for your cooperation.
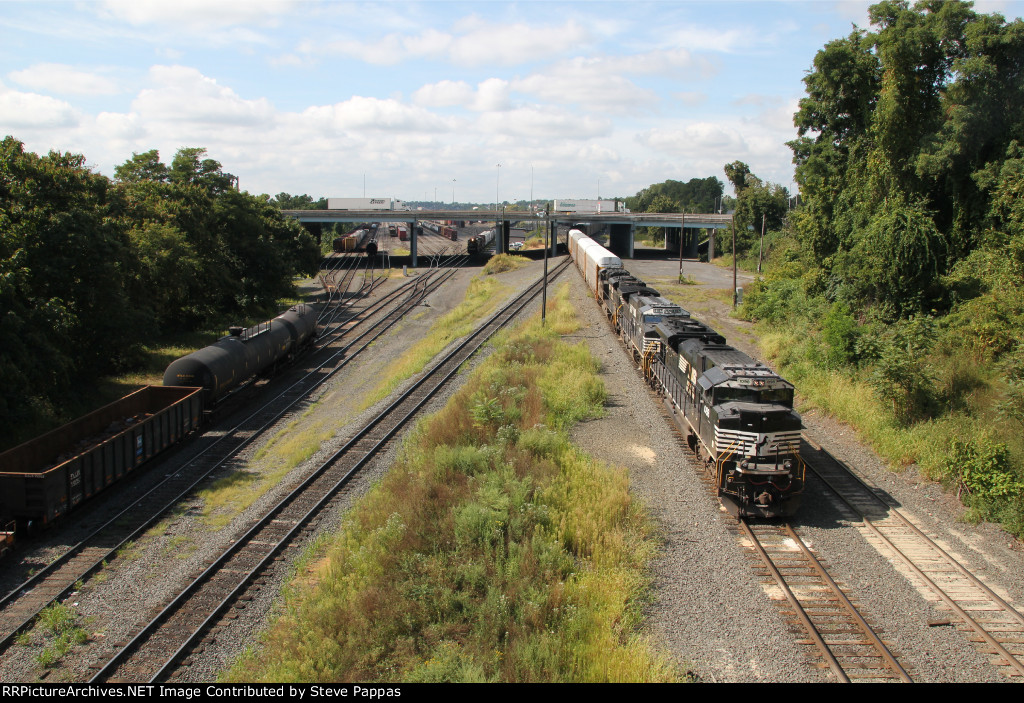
[820,301,860,368]
[944,437,1023,502]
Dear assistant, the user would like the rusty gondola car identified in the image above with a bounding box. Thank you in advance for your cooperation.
[0,304,318,543]
[0,386,203,528]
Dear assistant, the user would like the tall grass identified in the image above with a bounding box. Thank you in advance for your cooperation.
[482,254,529,275]
[225,284,680,683]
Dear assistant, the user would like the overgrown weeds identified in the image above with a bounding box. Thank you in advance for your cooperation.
[225,284,679,682]
[739,260,1024,538]
[482,253,529,275]
[30,603,89,668]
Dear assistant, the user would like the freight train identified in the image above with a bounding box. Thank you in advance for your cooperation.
[0,305,318,534]
[466,229,495,256]
[568,229,805,517]
[333,228,370,253]
[422,221,459,241]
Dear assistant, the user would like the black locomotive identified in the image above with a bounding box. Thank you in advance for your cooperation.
[571,229,805,518]
[466,229,495,256]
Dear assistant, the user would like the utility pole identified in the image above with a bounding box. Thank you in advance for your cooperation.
[758,214,766,274]
[678,219,684,281]
[732,219,738,309]
[542,203,550,325]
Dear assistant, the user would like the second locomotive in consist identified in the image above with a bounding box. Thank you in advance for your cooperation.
[568,229,805,518]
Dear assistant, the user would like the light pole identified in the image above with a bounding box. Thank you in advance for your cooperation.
[495,163,501,213]
[452,179,456,206]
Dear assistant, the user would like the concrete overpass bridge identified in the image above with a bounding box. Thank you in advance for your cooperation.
[283,208,733,266]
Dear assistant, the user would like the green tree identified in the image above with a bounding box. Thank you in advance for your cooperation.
[114,149,169,183]
[722,163,789,254]
[1,137,146,435]
[626,177,723,214]
[790,0,1024,317]
[170,147,236,194]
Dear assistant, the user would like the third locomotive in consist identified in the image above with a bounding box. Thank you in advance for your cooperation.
[568,229,805,517]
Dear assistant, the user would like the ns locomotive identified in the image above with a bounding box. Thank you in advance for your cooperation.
[466,229,495,256]
[569,229,805,518]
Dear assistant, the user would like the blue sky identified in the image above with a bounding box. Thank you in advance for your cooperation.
[2,0,1022,204]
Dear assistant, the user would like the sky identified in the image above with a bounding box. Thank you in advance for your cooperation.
[1,0,1022,205]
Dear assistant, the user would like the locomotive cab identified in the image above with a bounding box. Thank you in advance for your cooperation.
[705,377,805,518]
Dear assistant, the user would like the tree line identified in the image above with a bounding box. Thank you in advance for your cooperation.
[743,1,1024,535]
[0,139,322,446]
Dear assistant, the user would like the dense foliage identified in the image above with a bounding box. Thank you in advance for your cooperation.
[625,177,724,215]
[0,138,321,446]
[741,1,1024,535]
[789,0,1024,316]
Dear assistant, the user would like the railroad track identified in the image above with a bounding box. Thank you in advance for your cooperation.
[0,261,458,657]
[803,438,1024,679]
[87,256,570,682]
[739,519,912,682]
[634,334,911,681]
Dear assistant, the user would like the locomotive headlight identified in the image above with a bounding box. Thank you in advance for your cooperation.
[783,459,793,471]
[740,459,749,469]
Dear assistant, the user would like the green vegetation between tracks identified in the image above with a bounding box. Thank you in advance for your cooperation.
[358,274,511,409]
[224,284,680,683]
[196,272,513,529]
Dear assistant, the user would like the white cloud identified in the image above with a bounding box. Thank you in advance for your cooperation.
[298,17,590,68]
[95,111,145,140]
[132,66,276,126]
[0,83,81,129]
[99,0,295,28]
[639,122,749,155]
[676,92,708,106]
[513,58,658,111]
[9,63,121,96]
[302,96,452,133]
[478,107,611,140]
[413,80,475,108]
[662,25,760,54]
[413,78,511,112]
[732,94,784,108]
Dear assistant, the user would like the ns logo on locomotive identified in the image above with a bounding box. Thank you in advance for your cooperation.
[568,229,805,518]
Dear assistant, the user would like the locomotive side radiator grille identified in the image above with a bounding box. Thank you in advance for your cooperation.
[714,428,801,456]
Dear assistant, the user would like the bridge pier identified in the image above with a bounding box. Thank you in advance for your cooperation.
[608,223,634,259]
[410,221,417,267]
